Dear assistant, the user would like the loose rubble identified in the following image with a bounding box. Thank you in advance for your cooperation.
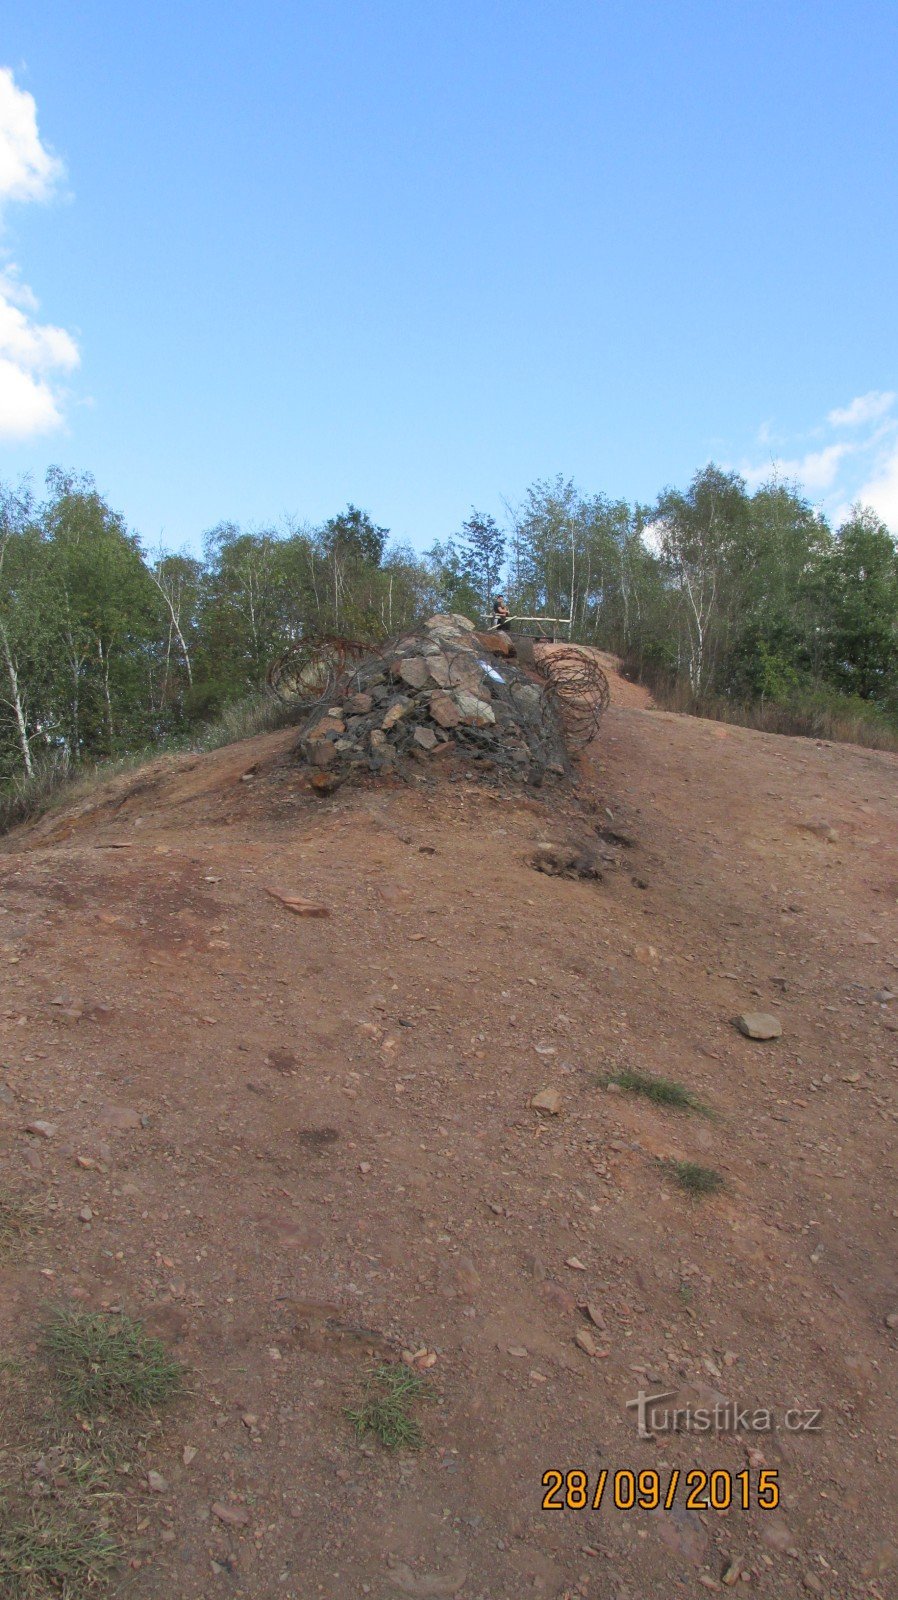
[295,613,568,784]
[527,841,602,879]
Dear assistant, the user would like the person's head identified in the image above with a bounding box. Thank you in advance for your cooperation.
[495,595,505,605]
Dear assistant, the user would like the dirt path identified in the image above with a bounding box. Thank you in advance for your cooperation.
[1,660,896,1600]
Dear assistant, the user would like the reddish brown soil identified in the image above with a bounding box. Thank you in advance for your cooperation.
[1,657,896,1600]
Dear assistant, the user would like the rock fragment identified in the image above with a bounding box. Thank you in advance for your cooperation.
[530,1087,562,1114]
[265,888,330,917]
[212,1501,250,1527]
[735,1012,782,1040]
[429,694,461,729]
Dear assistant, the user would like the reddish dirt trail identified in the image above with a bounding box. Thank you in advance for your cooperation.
[1,657,896,1600]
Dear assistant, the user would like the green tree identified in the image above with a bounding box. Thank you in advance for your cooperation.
[822,509,898,703]
[0,483,47,777]
[510,476,581,623]
[423,539,481,619]
[42,470,158,756]
[321,505,388,567]
[150,552,202,689]
[458,509,505,613]
[200,522,288,694]
[653,466,751,694]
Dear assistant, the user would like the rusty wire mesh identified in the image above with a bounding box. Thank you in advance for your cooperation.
[266,625,575,778]
[266,637,370,708]
[534,645,610,750]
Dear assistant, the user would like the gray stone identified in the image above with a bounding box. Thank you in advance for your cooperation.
[399,656,430,690]
[735,1012,782,1040]
[425,614,463,632]
[425,654,452,687]
[429,655,474,689]
[413,726,438,751]
[511,683,543,712]
[455,692,496,726]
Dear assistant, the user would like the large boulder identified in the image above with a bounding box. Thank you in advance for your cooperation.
[475,630,516,659]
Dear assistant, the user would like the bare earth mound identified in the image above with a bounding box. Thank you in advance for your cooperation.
[0,654,896,1600]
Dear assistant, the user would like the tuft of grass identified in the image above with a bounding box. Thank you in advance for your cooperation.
[663,1159,725,1197]
[609,1070,707,1114]
[0,1191,33,1254]
[42,1309,182,1417]
[345,1363,430,1450]
[0,1505,118,1598]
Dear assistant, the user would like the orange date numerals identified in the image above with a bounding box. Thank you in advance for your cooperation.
[541,1467,780,1512]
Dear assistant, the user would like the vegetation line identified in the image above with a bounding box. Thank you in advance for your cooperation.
[1,466,896,827]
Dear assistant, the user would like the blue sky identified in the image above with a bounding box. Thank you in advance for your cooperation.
[1,0,897,552]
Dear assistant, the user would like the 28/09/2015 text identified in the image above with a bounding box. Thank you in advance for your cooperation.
[541,1467,780,1512]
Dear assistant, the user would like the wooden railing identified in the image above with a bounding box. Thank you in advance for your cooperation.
[481,614,572,638]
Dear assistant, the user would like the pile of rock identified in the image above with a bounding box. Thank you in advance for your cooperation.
[298,613,567,783]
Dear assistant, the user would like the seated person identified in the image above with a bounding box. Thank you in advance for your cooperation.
[492,595,511,631]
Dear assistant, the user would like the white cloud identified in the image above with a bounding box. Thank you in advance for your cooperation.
[0,67,62,205]
[827,390,895,429]
[742,444,848,493]
[748,440,855,495]
[740,392,898,531]
[0,355,66,437]
[0,67,78,441]
[853,440,898,530]
[0,274,78,374]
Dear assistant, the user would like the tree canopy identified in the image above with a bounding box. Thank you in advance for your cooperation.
[0,463,895,788]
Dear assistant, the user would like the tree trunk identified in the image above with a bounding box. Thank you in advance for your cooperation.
[98,637,115,748]
[0,622,33,777]
[151,570,194,686]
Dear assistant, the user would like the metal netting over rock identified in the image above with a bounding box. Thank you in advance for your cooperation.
[273,614,572,785]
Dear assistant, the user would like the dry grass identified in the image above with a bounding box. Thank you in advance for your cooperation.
[0,1359,120,1598]
[0,1306,187,1596]
[620,658,898,754]
[0,749,162,838]
[197,691,302,751]
[0,690,302,838]
[0,1505,118,1599]
[0,1189,34,1255]
[0,755,73,834]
